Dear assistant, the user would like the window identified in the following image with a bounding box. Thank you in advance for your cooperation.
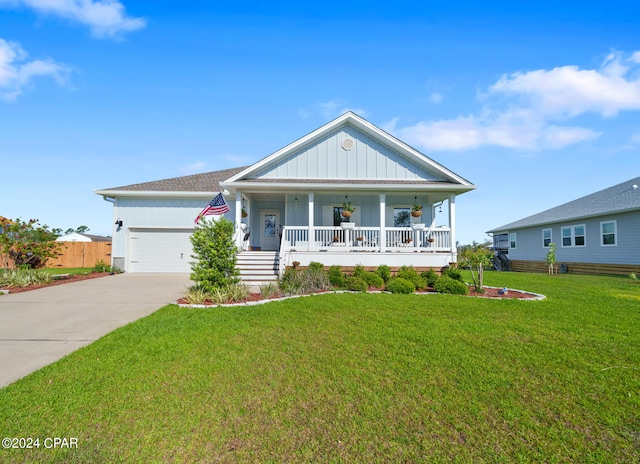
[509,232,517,249]
[561,225,586,247]
[542,228,552,247]
[393,207,410,227]
[600,220,617,246]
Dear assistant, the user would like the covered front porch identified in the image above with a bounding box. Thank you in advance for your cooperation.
[229,190,459,274]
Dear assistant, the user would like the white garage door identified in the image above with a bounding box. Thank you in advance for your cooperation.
[128,229,194,273]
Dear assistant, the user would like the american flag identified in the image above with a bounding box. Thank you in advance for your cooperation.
[195,193,230,223]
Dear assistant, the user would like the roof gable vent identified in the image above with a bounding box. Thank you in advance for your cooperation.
[341,138,354,150]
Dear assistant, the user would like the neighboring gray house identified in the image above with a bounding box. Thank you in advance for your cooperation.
[487,177,640,274]
[95,112,476,275]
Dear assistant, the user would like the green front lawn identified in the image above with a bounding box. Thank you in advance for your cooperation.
[1,272,638,462]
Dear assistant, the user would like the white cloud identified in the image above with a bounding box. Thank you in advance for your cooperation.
[488,51,640,118]
[0,0,146,38]
[429,92,443,104]
[0,38,69,101]
[398,51,640,151]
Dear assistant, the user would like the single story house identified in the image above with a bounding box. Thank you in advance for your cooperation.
[95,112,476,275]
[55,233,112,242]
[487,177,640,275]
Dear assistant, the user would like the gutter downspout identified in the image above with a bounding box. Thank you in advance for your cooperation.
[101,196,117,268]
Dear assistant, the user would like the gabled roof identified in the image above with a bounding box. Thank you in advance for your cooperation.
[95,166,247,197]
[96,112,476,198]
[487,177,640,233]
[222,112,475,192]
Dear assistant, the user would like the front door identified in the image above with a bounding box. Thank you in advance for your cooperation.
[260,209,280,251]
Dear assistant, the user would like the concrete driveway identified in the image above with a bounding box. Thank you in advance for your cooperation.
[0,273,192,388]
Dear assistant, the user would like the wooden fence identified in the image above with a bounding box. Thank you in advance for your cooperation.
[48,242,112,268]
[511,260,640,276]
[2,242,113,269]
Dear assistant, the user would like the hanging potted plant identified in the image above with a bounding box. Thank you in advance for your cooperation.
[411,204,423,218]
[241,208,248,218]
[342,201,356,218]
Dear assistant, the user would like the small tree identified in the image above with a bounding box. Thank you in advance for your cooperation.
[545,243,557,275]
[0,218,61,269]
[190,217,239,290]
[63,225,90,235]
[458,241,493,291]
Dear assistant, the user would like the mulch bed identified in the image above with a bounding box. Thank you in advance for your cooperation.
[467,286,536,299]
[1,272,112,294]
[178,286,539,306]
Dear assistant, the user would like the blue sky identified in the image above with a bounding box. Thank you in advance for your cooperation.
[1,1,639,244]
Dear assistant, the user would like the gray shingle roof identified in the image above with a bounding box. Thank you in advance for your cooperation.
[103,166,248,192]
[487,177,640,233]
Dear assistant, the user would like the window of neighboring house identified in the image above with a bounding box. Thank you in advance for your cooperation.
[542,228,552,247]
[393,207,410,227]
[509,232,517,249]
[561,225,586,247]
[601,220,617,246]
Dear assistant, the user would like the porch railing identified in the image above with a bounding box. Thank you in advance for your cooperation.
[281,225,451,253]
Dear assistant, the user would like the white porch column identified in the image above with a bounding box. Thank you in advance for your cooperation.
[235,191,242,249]
[308,192,314,251]
[379,193,386,252]
[448,194,457,262]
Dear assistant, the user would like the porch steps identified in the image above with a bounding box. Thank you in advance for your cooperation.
[236,251,279,291]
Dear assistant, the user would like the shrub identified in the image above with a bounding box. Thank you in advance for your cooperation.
[442,267,463,282]
[385,277,416,294]
[328,265,345,287]
[92,259,111,273]
[308,261,325,272]
[204,284,251,304]
[434,276,469,295]
[210,286,229,305]
[226,283,250,302]
[421,268,439,287]
[352,263,366,278]
[190,217,239,292]
[279,267,330,295]
[361,271,384,289]
[0,218,61,269]
[0,268,52,288]
[302,266,331,292]
[260,282,281,299]
[376,264,392,283]
[396,265,426,290]
[278,268,305,295]
[183,286,209,305]
[344,275,368,292]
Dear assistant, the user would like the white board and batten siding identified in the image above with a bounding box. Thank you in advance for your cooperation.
[112,197,235,273]
[252,126,443,181]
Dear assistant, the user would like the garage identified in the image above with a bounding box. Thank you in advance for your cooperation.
[128,229,194,273]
